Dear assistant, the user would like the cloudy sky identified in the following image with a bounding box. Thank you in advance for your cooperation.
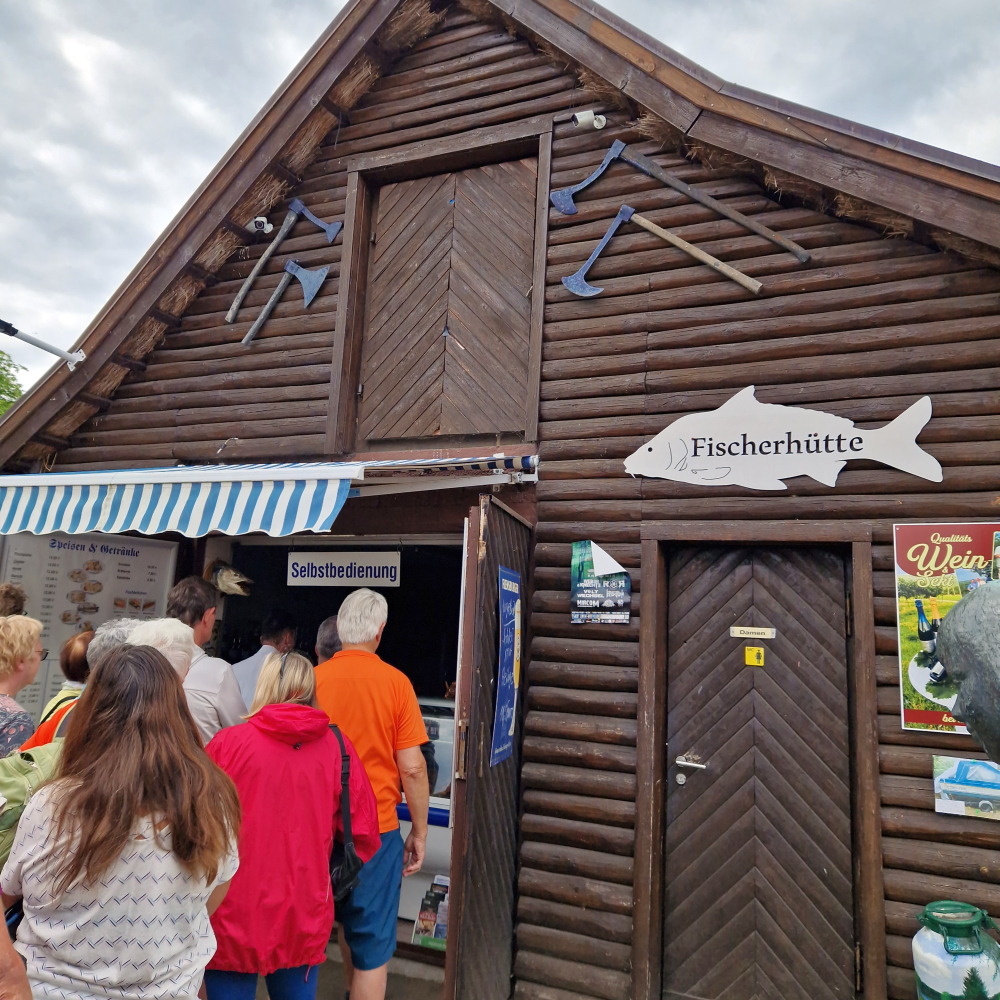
[2,0,999,393]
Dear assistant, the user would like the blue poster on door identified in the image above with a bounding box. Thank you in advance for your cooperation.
[490,565,522,766]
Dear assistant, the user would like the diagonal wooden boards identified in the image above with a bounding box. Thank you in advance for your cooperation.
[664,547,855,1000]
[357,157,536,440]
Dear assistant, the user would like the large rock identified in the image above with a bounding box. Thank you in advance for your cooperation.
[937,582,1000,761]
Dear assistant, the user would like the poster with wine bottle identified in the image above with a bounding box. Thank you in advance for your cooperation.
[894,522,1000,732]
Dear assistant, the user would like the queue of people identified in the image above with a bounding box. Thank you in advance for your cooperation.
[0,583,430,1000]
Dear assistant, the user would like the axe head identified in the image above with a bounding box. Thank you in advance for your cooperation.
[550,189,579,216]
[562,271,603,297]
[284,260,329,308]
[289,198,343,244]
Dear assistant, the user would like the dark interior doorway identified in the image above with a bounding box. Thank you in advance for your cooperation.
[219,542,462,698]
[662,546,855,1000]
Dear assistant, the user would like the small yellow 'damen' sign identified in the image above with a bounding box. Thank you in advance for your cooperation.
[745,646,764,666]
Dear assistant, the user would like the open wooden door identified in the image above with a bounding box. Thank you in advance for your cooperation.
[445,495,532,1000]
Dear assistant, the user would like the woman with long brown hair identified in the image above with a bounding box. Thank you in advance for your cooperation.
[0,644,241,1000]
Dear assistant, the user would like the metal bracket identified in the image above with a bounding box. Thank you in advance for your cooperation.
[455,718,469,780]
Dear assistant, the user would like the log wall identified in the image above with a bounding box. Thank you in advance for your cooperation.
[531,109,1000,1000]
[42,8,1000,999]
[55,7,580,468]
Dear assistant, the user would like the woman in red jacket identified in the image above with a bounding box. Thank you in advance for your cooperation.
[204,651,381,1000]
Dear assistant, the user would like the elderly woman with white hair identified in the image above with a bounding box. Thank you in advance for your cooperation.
[129,618,199,681]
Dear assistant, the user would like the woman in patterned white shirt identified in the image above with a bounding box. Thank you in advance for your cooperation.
[0,644,241,1000]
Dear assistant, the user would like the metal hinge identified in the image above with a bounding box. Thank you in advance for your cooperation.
[356,384,364,397]
[855,942,862,993]
[846,591,852,637]
[455,719,469,780]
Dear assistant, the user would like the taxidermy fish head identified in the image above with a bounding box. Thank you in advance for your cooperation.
[203,559,253,596]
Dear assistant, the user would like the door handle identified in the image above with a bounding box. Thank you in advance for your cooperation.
[675,756,707,770]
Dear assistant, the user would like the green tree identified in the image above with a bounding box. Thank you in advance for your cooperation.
[0,352,24,417]
[962,966,990,999]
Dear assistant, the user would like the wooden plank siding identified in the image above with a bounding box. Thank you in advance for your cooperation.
[31,8,1000,1000]
[54,7,580,469]
[533,107,1000,1000]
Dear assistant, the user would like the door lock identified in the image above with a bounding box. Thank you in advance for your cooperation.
[675,756,708,770]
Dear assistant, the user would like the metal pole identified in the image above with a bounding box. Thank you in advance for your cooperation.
[0,320,86,370]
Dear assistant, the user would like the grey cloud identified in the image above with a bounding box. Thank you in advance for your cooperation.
[1,0,997,395]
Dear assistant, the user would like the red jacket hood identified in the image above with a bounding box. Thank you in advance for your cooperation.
[248,703,331,745]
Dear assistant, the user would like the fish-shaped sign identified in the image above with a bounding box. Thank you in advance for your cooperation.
[623,386,942,491]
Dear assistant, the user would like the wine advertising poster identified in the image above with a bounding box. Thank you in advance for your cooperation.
[490,565,521,767]
[894,522,999,733]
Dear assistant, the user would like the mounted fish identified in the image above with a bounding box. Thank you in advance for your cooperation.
[203,560,253,596]
[623,386,942,490]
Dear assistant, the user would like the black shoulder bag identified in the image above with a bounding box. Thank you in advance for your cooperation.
[329,725,364,901]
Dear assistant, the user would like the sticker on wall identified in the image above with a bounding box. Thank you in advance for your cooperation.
[934,755,1000,820]
[893,522,1000,733]
[570,540,631,623]
[623,386,942,491]
[490,566,521,767]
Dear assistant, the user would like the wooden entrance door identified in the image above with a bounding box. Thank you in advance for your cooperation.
[662,548,855,1000]
[444,496,532,1000]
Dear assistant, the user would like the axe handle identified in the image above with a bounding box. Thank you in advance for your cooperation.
[241,270,293,346]
[225,209,299,324]
[622,147,810,264]
[631,213,763,296]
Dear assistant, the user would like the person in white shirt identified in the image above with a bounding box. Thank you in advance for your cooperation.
[231,609,297,709]
[167,577,246,744]
[0,644,241,1000]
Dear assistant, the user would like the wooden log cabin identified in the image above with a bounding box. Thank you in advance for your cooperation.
[1,1,1000,998]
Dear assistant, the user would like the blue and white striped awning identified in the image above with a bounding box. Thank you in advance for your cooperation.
[0,456,537,538]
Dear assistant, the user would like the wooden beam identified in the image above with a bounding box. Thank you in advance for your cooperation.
[689,111,1000,251]
[270,161,302,187]
[110,354,147,373]
[0,0,402,468]
[76,391,111,412]
[346,114,556,180]
[499,0,702,129]
[183,261,218,286]
[147,306,181,329]
[641,520,874,543]
[850,540,888,1000]
[324,170,373,454]
[525,127,552,443]
[632,538,666,1000]
[34,432,70,450]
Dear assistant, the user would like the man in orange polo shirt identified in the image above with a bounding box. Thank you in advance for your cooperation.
[314,588,428,1000]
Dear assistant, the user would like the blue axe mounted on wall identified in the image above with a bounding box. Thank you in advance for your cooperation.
[227,198,342,324]
[554,139,811,298]
[241,259,329,346]
[563,204,763,298]
[551,139,810,263]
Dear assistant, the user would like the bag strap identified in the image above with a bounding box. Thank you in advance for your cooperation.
[39,692,77,726]
[329,725,354,848]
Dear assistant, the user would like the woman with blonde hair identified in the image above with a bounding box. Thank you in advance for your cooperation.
[204,651,381,1000]
[0,644,241,999]
[0,616,44,754]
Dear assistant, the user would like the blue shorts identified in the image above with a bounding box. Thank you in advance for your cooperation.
[335,826,403,971]
[204,966,318,1000]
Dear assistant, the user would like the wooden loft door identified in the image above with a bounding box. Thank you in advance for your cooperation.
[356,158,537,442]
[663,547,855,1000]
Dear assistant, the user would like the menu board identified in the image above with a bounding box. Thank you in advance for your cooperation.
[0,533,178,723]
